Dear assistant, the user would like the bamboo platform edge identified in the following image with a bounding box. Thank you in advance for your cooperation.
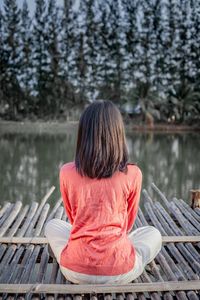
[0,280,199,294]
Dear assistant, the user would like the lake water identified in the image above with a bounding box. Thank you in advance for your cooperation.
[0,127,199,207]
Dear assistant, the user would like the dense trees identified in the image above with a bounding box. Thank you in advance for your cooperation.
[20,0,33,108]
[1,0,22,119]
[0,0,200,123]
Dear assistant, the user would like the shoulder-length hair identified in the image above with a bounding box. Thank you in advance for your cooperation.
[75,100,128,179]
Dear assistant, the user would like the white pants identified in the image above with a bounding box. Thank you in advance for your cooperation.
[44,219,162,284]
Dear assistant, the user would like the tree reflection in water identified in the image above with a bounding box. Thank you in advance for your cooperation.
[0,131,199,206]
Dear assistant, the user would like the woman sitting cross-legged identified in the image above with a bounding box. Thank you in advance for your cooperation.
[44,100,162,284]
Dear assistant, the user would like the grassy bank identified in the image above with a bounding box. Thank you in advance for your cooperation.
[0,120,200,135]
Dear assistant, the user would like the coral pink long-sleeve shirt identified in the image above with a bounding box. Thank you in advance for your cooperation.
[59,162,142,276]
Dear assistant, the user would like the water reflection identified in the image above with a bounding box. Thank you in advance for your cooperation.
[127,132,200,202]
[0,131,199,206]
[0,131,77,205]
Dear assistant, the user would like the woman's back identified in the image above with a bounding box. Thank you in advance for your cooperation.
[59,161,142,275]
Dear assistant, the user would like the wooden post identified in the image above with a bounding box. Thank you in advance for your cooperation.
[190,189,200,209]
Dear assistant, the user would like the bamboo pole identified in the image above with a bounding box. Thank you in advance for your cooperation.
[0,244,6,261]
[0,202,22,236]
[6,188,54,286]
[0,236,200,245]
[135,209,172,300]
[151,185,200,259]
[0,202,11,219]
[0,280,199,294]
[138,206,187,300]
[145,201,200,277]
[154,201,200,262]
[34,203,50,236]
[25,186,55,237]
[17,202,39,237]
[0,203,32,284]
[8,205,29,237]
[173,198,200,229]
[179,199,200,222]
[169,201,199,236]
[143,190,199,300]
[0,204,13,228]
[54,206,64,219]
[151,183,169,207]
[45,198,62,223]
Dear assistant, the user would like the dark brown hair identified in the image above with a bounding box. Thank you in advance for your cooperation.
[75,100,128,179]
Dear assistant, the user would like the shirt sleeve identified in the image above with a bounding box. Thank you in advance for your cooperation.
[127,167,142,233]
[59,168,74,224]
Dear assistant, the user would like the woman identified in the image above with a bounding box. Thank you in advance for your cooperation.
[44,100,162,284]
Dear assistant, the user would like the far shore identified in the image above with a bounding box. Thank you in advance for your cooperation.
[0,120,200,134]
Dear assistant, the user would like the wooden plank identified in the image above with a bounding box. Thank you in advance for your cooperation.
[0,281,199,294]
[1,236,200,245]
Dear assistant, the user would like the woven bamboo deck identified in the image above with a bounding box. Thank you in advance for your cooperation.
[0,183,199,300]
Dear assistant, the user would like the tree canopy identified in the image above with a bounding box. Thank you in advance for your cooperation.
[0,0,200,123]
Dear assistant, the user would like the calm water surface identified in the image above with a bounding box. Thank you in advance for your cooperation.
[0,129,199,207]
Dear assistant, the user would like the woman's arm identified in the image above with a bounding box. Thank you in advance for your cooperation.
[59,168,74,224]
[127,167,142,233]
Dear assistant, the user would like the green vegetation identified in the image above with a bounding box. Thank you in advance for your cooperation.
[0,0,200,124]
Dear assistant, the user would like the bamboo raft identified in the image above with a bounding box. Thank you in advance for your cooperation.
[0,184,199,300]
